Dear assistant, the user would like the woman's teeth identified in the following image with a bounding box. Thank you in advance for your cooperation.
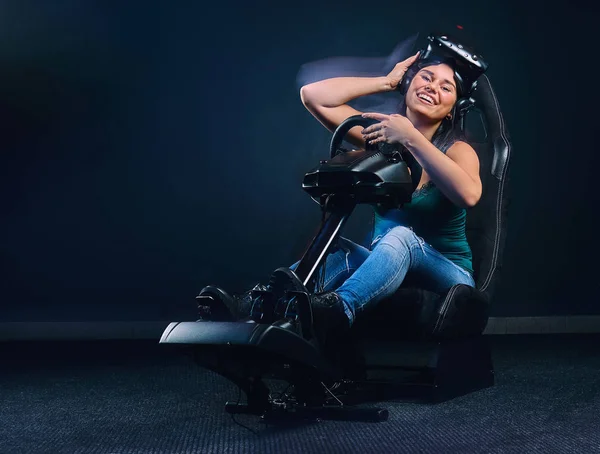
[418,94,434,104]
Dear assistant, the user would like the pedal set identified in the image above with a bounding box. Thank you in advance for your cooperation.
[195,267,317,341]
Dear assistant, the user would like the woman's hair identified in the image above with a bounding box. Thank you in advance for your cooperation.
[398,57,467,153]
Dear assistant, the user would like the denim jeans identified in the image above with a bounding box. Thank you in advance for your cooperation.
[290,225,475,326]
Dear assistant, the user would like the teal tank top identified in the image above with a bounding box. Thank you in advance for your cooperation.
[372,181,474,275]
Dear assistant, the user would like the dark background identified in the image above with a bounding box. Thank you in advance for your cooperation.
[0,0,596,322]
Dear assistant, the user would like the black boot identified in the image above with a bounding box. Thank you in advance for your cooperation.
[196,284,267,321]
[309,291,351,350]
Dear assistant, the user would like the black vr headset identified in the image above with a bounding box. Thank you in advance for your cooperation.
[398,33,489,115]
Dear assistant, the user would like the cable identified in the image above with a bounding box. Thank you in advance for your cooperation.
[229,385,260,436]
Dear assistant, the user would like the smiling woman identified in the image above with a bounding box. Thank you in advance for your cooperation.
[198,35,489,343]
[292,41,487,320]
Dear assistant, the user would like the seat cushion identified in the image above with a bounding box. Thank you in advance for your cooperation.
[350,284,490,341]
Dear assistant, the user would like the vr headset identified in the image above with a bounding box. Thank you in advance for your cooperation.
[398,33,489,113]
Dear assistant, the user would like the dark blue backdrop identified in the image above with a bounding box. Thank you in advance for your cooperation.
[0,0,596,321]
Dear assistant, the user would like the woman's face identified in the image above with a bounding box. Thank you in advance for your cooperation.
[406,63,458,122]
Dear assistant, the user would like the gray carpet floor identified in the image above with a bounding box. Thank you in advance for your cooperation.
[1,334,599,454]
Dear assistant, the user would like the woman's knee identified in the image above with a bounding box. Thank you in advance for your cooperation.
[378,226,418,250]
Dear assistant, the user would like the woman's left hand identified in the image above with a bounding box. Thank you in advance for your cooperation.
[361,112,419,147]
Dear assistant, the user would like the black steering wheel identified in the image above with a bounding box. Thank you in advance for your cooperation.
[329,114,421,192]
[329,115,378,158]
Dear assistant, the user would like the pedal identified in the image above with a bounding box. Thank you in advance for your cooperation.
[195,295,215,321]
[196,286,237,321]
[286,290,314,342]
[268,268,309,319]
[250,289,278,323]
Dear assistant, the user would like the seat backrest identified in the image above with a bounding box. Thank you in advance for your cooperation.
[462,74,512,300]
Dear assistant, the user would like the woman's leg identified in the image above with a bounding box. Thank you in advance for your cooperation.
[335,226,475,325]
[289,237,371,291]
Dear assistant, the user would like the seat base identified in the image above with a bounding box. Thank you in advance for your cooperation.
[221,335,493,423]
[353,334,495,403]
[165,326,493,423]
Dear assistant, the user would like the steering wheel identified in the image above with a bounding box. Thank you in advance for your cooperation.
[329,115,379,158]
[329,114,421,191]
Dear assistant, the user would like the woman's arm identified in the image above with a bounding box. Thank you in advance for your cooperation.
[405,135,482,208]
[300,77,392,148]
[299,52,420,149]
[362,113,482,208]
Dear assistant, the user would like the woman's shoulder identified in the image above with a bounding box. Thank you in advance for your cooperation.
[448,139,474,150]
[446,140,478,158]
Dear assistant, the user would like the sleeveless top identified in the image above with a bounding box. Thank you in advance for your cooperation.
[371,179,474,276]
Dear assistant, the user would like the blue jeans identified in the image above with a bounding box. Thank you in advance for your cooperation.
[290,225,475,326]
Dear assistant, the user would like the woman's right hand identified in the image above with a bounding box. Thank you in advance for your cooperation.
[385,52,420,89]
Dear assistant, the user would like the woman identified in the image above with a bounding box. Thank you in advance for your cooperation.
[199,52,481,344]
[290,51,481,340]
